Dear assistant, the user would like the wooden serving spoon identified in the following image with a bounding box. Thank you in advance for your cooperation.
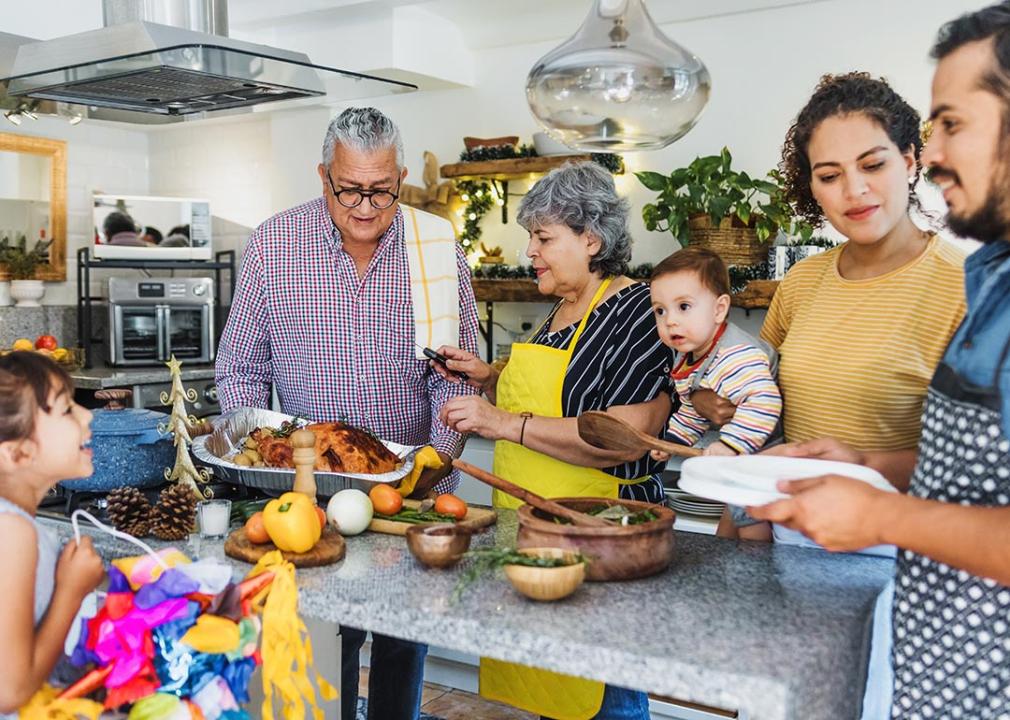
[577,411,703,459]
[452,459,611,528]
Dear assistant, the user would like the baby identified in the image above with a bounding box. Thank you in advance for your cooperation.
[649,247,782,459]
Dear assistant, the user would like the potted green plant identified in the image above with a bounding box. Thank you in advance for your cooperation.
[0,234,51,306]
[637,147,813,266]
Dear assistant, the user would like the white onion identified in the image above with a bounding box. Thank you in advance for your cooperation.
[326,489,373,536]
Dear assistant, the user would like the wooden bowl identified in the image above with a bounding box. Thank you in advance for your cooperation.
[516,497,675,582]
[406,524,471,568]
[504,547,585,602]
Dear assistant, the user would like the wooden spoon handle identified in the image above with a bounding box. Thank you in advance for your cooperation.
[452,459,611,527]
[648,435,704,458]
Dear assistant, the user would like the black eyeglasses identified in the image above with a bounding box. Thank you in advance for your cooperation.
[326,171,401,209]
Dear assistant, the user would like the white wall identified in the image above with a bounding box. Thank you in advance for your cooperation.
[0,117,150,306]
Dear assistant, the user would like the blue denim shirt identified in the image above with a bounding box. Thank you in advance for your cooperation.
[942,240,1010,437]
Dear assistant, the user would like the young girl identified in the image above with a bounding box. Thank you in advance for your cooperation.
[0,351,104,716]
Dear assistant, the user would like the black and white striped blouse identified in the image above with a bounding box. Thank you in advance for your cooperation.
[528,282,671,499]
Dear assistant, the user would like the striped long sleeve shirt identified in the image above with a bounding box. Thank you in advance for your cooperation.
[215,199,480,493]
[667,341,782,454]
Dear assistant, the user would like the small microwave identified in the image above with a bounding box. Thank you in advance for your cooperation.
[93,194,212,260]
[108,278,215,366]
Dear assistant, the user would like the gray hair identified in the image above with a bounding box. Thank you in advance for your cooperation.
[321,107,404,167]
[517,161,631,277]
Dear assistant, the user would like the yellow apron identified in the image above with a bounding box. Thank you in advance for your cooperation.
[479,278,615,720]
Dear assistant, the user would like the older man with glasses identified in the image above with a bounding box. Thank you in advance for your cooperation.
[216,106,480,720]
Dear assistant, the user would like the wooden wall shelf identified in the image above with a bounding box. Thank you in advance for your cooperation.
[471,278,779,309]
[441,155,596,181]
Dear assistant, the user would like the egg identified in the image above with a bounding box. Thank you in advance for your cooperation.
[326,489,374,536]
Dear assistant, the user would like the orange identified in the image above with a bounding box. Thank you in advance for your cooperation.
[244,512,270,544]
[314,505,327,531]
[434,494,468,520]
[12,338,33,352]
[369,483,403,516]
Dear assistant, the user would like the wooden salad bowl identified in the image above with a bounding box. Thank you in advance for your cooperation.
[516,497,676,582]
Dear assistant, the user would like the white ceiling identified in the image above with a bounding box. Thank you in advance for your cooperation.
[5,0,835,48]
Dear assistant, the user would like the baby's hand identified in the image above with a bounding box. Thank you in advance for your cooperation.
[650,448,671,462]
[704,442,737,457]
[56,536,105,599]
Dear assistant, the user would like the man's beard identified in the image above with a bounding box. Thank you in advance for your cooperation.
[944,149,1010,244]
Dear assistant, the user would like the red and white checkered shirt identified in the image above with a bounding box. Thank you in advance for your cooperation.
[216,198,479,493]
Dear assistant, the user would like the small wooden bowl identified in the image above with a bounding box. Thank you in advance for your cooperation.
[504,547,586,602]
[406,524,471,568]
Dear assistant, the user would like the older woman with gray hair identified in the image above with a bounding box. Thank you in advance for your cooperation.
[436,161,670,720]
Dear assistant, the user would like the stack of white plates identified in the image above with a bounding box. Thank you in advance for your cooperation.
[678,456,895,507]
[664,487,725,518]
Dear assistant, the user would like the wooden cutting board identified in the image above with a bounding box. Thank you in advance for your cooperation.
[368,498,497,536]
[224,524,346,567]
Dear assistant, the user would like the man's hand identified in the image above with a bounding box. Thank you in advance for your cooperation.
[690,389,737,426]
[409,451,453,499]
[761,437,866,465]
[439,395,517,440]
[747,475,889,551]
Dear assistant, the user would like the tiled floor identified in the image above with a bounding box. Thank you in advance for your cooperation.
[359,667,536,720]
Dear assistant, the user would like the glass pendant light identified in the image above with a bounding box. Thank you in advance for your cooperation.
[526,0,711,152]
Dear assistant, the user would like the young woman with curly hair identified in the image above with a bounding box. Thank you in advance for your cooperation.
[696,72,968,720]
[699,72,966,499]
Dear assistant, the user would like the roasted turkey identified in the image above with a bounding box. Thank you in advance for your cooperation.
[249,422,399,474]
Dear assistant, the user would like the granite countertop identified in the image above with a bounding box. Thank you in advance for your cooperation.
[69,360,217,390]
[44,511,892,720]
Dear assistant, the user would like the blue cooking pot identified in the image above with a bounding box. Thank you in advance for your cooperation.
[60,405,176,492]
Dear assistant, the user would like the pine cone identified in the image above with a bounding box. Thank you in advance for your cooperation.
[106,486,153,537]
[151,483,199,541]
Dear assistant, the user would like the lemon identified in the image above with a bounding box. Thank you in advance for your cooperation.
[51,347,69,362]
[12,338,33,351]
[397,446,444,497]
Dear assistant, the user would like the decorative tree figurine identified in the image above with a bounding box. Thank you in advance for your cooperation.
[160,355,211,501]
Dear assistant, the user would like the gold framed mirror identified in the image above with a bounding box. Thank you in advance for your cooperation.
[0,132,67,281]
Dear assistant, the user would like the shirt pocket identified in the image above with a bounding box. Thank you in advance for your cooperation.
[374,300,430,389]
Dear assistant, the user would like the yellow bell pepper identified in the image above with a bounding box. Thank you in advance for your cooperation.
[397,446,444,497]
[263,492,321,553]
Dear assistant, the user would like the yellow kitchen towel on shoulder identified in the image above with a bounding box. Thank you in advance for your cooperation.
[403,205,460,358]
[761,235,966,450]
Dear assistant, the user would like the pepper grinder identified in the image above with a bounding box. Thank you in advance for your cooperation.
[291,429,318,498]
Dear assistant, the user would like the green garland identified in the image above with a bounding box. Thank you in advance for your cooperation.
[454,144,623,255]
[456,180,496,252]
[459,144,537,162]
[471,263,655,280]
[471,261,766,293]
[728,263,769,293]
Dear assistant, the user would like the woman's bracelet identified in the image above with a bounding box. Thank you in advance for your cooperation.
[519,411,533,446]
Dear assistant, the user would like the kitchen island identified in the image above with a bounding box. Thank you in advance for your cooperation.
[45,510,891,720]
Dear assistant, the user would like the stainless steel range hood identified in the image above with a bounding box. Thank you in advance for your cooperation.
[0,0,416,124]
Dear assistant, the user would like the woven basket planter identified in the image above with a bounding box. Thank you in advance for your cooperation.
[687,215,766,266]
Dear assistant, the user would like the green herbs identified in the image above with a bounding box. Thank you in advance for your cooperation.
[269,419,305,438]
[551,504,660,526]
[374,508,459,525]
[230,499,269,524]
[451,548,587,603]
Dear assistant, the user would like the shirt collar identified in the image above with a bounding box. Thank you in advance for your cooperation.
[322,200,404,253]
[964,238,1010,305]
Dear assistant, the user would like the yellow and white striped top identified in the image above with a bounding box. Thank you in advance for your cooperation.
[761,236,966,450]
